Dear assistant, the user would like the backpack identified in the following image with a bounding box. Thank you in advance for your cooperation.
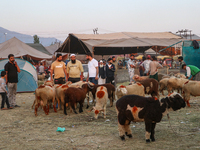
[192,40,199,49]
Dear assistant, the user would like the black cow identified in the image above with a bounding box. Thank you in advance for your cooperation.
[116,92,185,142]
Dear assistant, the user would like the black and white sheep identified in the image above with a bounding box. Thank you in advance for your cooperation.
[115,92,186,142]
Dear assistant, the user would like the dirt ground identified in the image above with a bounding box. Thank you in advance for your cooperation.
[0,89,200,150]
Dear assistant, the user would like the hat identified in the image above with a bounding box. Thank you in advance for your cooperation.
[70,54,76,57]
[100,60,103,63]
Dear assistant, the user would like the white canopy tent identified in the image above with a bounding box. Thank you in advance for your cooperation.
[0,37,52,60]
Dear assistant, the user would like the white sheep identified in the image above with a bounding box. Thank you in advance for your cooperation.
[89,86,108,119]
[116,83,145,100]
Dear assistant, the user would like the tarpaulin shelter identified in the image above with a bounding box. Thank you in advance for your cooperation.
[0,58,38,92]
[0,37,52,60]
[56,32,183,55]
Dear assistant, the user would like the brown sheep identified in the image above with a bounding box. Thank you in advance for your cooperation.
[64,83,93,115]
[137,78,159,98]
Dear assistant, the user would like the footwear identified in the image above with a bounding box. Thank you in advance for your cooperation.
[9,107,14,109]
[1,108,8,110]
[15,105,20,107]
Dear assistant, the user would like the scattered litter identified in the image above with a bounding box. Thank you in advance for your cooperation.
[23,102,25,104]
[132,125,136,128]
[89,100,93,103]
[105,119,110,122]
[72,125,75,128]
[180,121,185,124]
[186,113,190,115]
[56,127,65,132]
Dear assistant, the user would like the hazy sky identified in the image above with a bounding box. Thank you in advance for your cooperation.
[1,0,200,41]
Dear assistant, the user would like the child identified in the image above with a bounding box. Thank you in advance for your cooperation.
[0,71,13,110]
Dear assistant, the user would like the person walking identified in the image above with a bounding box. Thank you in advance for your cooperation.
[106,58,115,85]
[182,64,200,81]
[140,55,151,76]
[4,54,21,107]
[127,54,136,82]
[139,56,146,76]
[0,71,13,110]
[98,60,106,85]
[38,63,45,74]
[148,56,163,81]
[86,52,99,84]
[51,53,67,84]
[66,54,84,83]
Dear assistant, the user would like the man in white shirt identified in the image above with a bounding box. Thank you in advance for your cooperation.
[127,54,136,82]
[86,52,99,84]
[140,55,151,76]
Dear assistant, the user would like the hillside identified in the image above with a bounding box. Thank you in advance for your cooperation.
[0,27,62,46]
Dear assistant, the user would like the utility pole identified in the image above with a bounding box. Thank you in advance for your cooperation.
[93,28,98,34]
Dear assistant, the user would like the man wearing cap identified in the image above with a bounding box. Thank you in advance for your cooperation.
[66,54,84,83]
[127,54,136,82]
[182,64,200,81]
[140,55,151,76]
[86,52,99,84]
[106,58,115,85]
[98,60,106,85]
[51,53,67,84]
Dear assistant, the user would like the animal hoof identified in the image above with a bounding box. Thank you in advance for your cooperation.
[86,105,89,109]
[127,134,132,138]
[74,111,78,114]
[151,138,155,142]
[146,139,151,143]
[120,135,125,141]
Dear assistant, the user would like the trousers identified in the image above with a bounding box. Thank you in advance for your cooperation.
[7,82,17,106]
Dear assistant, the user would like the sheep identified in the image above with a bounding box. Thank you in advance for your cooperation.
[167,77,188,94]
[159,78,169,95]
[64,83,93,115]
[174,73,186,79]
[90,83,115,108]
[34,84,56,116]
[116,92,185,142]
[133,75,149,82]
[89,86,108,119]
[55,81,73,110]
[44,80,54,86]
[182,80,200,107]
[38,73,46,81]
[137,78,159,99]
[116,83,145,100]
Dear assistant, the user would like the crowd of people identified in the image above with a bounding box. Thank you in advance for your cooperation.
[1,53,200,110]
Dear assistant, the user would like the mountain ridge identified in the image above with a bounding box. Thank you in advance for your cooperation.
[0,27,62,47]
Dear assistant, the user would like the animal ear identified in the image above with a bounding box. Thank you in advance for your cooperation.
[87,82,94,89]
[150,82,153,88]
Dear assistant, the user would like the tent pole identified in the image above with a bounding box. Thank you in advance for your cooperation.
[92,47,94,58]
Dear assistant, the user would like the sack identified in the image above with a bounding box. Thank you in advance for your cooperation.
[192,40,199,49]
[54,77,65,84]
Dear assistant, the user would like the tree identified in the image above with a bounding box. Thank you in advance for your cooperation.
[33,35,40,44]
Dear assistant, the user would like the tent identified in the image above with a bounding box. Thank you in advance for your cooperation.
[0,37,52,60]
[45,43,61,54]
[0,58,38,92]
[56,32,183,55]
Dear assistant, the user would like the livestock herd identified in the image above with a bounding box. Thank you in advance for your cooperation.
[32,72,200,143]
